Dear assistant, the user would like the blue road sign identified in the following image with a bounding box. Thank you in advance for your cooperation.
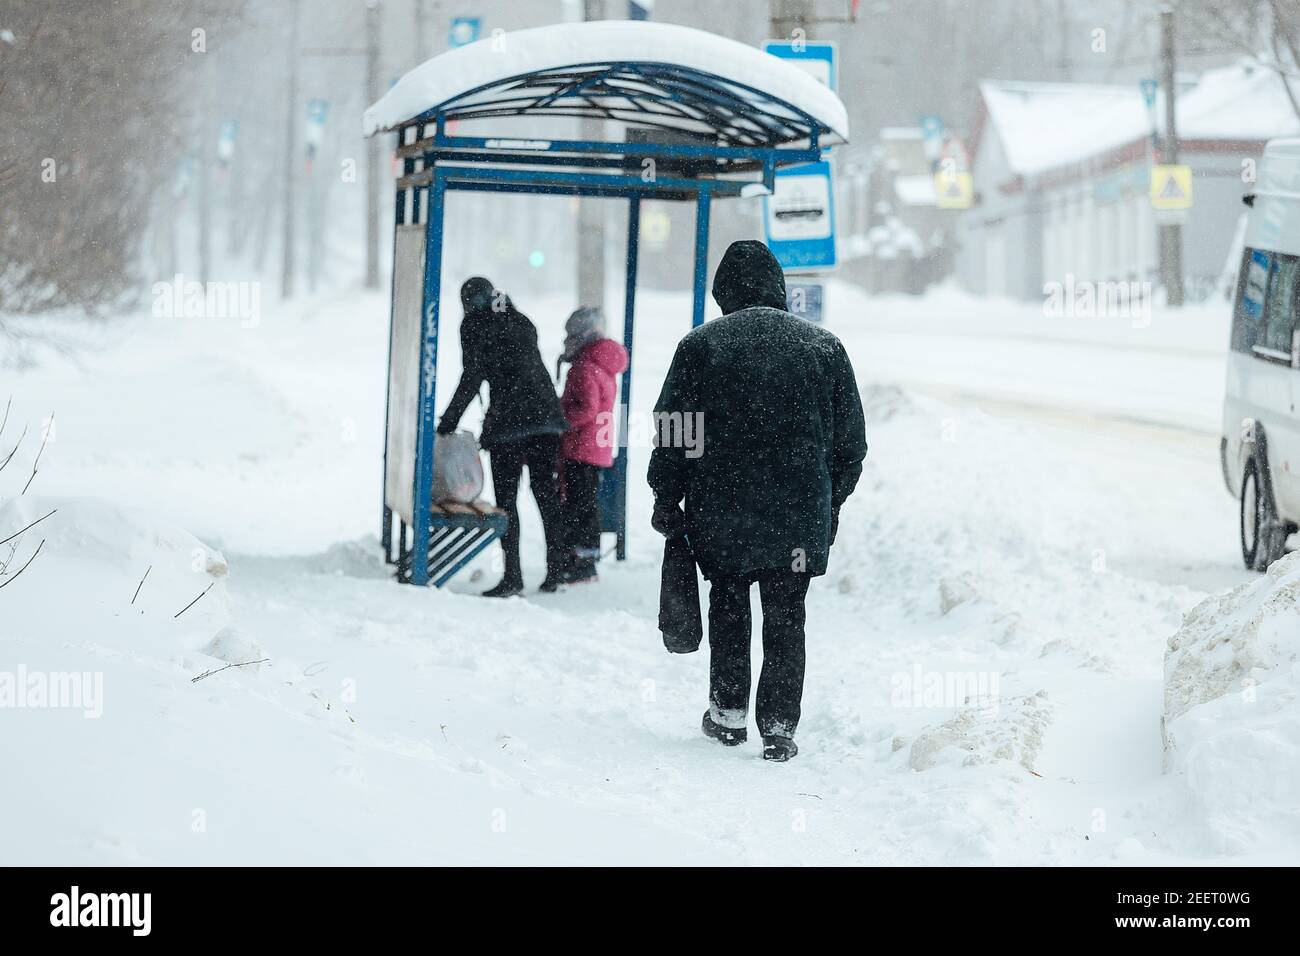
[919,113,945,164]
[761,39,837,92]
[449,17,481,48]
[304,99,328,163]
[216,120,238,166]
[1139,77,1158,110]
[764,159,837,272]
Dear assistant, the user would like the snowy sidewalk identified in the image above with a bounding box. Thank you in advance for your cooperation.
[4,283,1288,865]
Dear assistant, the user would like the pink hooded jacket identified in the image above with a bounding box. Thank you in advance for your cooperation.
[560,337,629,467]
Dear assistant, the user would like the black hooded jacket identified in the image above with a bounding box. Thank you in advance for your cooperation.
[647,241,867,579]
[438,277,567,449]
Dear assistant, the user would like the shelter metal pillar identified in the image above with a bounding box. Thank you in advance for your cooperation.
[612,194,641,560]
[381,167,406,560]
[692,189,711,327]
[411,169,447,586]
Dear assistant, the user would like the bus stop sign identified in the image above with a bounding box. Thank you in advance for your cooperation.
[764,159,838,272]
[761,40,837,91]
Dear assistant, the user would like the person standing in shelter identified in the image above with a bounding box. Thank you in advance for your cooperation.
[648,241,868,761]
[437,277,568,596]
[555,307,629,586]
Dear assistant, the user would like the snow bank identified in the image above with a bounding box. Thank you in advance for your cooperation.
[1164,551,1300,726]
[0,495,232,655]
[898,692,1054,773]
[1162,551,1300,853]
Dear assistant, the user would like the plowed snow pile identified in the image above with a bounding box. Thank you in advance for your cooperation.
[0,495,233,655]
[1163,551,1300,854]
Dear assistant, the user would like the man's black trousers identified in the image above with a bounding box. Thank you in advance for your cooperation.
[706,570,812,739]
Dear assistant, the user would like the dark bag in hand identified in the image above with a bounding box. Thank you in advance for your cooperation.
[659,534,702,654]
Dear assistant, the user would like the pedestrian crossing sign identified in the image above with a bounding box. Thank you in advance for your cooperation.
[1150,164,1193,210]
[933,170,974,209]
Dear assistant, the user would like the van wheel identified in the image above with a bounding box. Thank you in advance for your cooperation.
[1241,457,1288,571]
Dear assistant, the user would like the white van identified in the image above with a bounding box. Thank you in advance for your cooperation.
[1222,137,1300,570]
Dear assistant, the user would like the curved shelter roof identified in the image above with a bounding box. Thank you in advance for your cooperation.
[363,20,848,149]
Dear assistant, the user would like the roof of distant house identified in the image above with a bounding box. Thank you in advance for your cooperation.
[880,127,924,140]
[974,60,1300,178]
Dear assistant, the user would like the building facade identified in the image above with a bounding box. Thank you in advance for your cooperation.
[958,63,1300,302]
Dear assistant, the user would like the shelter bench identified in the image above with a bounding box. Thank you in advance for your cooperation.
[392,500,508,587]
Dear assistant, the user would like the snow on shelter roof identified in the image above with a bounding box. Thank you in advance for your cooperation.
[362,19,848,147]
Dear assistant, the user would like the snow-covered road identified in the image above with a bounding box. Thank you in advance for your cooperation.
[2,281,1285,865]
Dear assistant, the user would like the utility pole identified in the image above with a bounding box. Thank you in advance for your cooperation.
[414,0,429,63]
[300,4,381,291]
[198,53,214,284]
[1159,3,1184,307]
[1057,0,1070,78]
[365,0,382,289]
[770,0,815,39]
[577,0,606,311]
[281,0,300,298]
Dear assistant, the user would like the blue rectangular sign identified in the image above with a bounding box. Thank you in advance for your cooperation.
[763,159,837,273]
[761,40,837,92]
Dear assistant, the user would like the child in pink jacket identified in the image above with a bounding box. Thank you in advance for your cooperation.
[557,307,628,585]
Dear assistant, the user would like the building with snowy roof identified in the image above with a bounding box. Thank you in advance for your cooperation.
[957,61,1300,302]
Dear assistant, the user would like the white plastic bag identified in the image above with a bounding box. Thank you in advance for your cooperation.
[432,430,485,504]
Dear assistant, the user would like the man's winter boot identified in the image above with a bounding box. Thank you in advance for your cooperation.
[702,710,747,746]
[482,579,524,598]
[762,735,798,762]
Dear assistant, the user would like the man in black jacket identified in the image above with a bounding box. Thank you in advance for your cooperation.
[438,277,569,596]
[648,241,867,761]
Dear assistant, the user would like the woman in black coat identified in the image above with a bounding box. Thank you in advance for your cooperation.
[437,277,568,596]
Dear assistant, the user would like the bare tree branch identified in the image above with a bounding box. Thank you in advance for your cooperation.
[0,538,45,589]
[131,564,151,605]
[173,582,215,619]
[190,658,269,683]
[19,412,51,494]
[0,425,27,474]
[0,507,56,548]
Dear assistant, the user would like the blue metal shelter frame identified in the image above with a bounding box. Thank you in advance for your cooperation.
[376,58,838,585]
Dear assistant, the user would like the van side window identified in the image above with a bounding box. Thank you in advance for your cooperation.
[1232,248,1270,353]
[1262,253,1299,354]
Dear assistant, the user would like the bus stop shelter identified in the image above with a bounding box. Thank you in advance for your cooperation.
[364,19,848,586]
